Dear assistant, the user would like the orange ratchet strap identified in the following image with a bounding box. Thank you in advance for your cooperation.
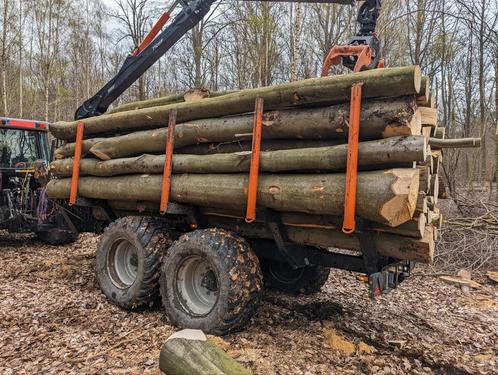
[245,98,264,223]
[160,109,177,214]
[342,82,364,234]
[69,121,85,206]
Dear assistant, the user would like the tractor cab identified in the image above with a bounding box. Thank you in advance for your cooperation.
[0,118,50,173]
[0,118,51,233]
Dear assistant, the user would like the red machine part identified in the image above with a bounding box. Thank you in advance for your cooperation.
[0,117,48,131]
[160,110,177,214]
[342,82,364,234]
[245,98,265,224]
[69,121,85,206]
[321,44,383,234]
[132,1,178,56]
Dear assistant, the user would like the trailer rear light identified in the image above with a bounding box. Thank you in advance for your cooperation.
[357,274,369,283]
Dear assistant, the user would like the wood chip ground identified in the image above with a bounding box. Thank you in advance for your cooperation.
[0,232,496,374]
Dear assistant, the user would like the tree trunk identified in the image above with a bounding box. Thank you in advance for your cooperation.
[429,138,481,149]
[203,217,434,264]
[46,169,420,227]
[159,330,251,375]
[176,139,342,155]
[71,97,421,160]
[51,136,427,177]
[1,0,9,116]
[202,209,427,239]
[50,65,422,141]
[108,90,234,114]
[54,138,106,160]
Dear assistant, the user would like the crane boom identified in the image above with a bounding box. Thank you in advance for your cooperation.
[75,0,376,120]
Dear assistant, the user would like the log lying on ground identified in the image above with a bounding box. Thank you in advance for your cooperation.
[50,66,422,141]
[159,330,252,375]
[46,169,420,227]
[84,98,421,160]
[50,137,428,177]
[429,137,481,149]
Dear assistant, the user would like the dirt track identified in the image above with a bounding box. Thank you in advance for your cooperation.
[0,232,497,375]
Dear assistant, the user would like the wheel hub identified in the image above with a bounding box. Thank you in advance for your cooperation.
[107,238,139,289]
[176,256,219,316]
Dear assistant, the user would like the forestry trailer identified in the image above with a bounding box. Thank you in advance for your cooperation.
[0,117,77,244]
[48,0,422,335]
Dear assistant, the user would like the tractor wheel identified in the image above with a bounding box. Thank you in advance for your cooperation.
[96,216,175,310]
[160,229,263,336]
[261,260,330,295]
[37,228,78,246]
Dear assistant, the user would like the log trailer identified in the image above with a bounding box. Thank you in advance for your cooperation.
[0,117,76,244]
[53,0,419,335]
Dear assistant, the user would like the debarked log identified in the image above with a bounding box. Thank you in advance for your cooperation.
[50,137,428,177]
[81,97,421,160]
[50,66,422,141]
[46,169,420,227]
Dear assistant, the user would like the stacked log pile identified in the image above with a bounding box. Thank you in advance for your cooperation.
[47,66,473,264]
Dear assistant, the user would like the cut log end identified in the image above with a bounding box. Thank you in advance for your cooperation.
[379,169,420,227]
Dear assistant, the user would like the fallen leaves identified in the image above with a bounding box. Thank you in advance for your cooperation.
[0,231,497,375]
[322,326,376,356]
[487,271,498,283]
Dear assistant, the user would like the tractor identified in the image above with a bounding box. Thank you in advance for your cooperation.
[0,117,77,244]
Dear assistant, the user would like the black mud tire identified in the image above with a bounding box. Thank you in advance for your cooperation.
[261,260,330,295]
[36,228,79,246]
[96,216,174,310]
[160,229,263,336]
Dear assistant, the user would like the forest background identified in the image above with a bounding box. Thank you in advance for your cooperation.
[0,0,497,192]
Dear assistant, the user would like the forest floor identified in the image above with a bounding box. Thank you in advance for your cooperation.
[0,232,497,375]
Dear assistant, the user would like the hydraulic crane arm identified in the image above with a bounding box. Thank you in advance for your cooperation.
[75,0,375,120]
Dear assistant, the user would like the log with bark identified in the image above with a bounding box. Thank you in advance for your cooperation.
[429,137,481,149]
[53,137,105,160]
[56,97,421,160]
[46,169,420,227]
[47,64,451,265]
[106,201,433,262]
[109,89,234,114]
[177,139,342,155]
[50,136,428,177]
[433,127,446,139]
[159,330,252,375]
[204,216,435,264]
[50,66,422,141]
